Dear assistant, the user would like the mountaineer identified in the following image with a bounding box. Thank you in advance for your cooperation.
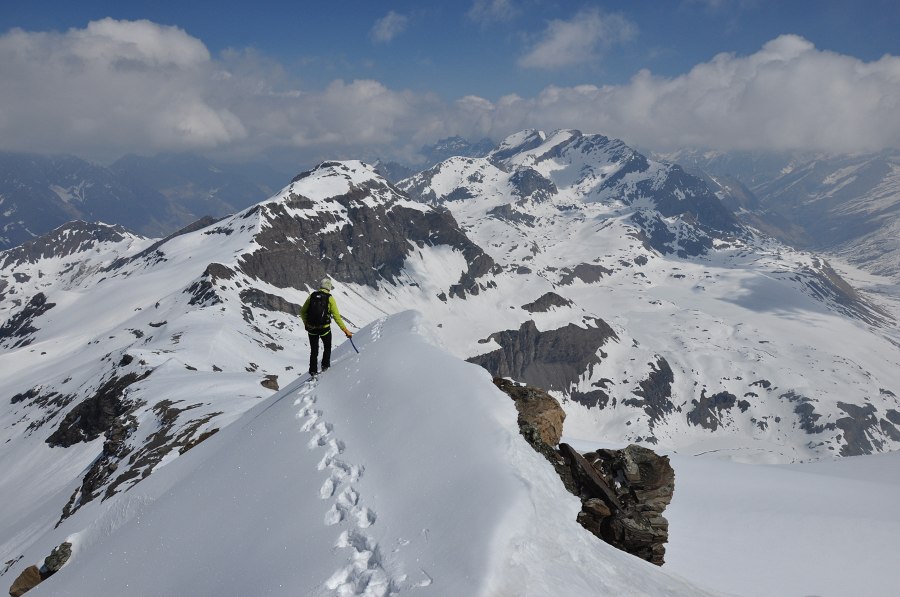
[300,278,352,376]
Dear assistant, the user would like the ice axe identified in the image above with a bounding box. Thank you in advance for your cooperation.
[349,336,360,354]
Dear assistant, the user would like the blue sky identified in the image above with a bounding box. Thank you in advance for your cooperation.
[1,1,899,165]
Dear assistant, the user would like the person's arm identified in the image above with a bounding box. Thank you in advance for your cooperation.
[328,296,351,336]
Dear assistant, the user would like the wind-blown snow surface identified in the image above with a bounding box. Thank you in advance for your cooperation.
[12,312,711,596]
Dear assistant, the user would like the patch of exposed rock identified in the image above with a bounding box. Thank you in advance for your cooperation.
[469,318,617,393]
[624,356,678,430]
[521,292,572,313]
[0,293,55,348]
[8,542,72,596]
[493,379,674,565]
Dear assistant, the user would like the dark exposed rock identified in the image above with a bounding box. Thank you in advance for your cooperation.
[887,409,900,425]
[630,211,679,255]
[560,443,675,565]
[468,318,617,393]
[624,357,676,427]
[687,390,739,431]
[0,293,56,348]
[239,288,302,316]
[510,168,557,201]
[41,542,72,576]
[782,392,836,435]
[521,292,572,313]
[570,389,610,409]
[184,264,231,307]
[836,402,880,456]
[559,263,614,285]
[795,258,892,326]
[46,371,152,522]
[98,400,221,503]
[487,204,536,227]
[46,372,149,448]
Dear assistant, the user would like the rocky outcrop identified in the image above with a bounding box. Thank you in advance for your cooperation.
[0,293,55,348]
[493,379,675,565]
[8,542,72,596]
[560,444,675,566]
[8,566,40,597]
[521,292,572,313]
[559,263,613,285]
[624,357,677,430]
[493,378,565,447]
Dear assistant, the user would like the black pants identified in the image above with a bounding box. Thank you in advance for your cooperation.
[308,331,331,374]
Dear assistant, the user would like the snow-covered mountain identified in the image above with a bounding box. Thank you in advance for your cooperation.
[664,148,900,281]
[3,134,900,595]
[400,129,900,460]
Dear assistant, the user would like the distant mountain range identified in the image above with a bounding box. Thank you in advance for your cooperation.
[660,148,900,280]
[0,152,289,250]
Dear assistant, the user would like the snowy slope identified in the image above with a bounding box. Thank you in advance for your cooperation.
[399,130,900,463]
[7,312,714,597]
[665,148,900,281]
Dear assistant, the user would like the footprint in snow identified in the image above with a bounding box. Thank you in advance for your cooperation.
[295,380,400,594]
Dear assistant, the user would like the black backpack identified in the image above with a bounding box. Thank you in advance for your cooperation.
[307,291,330,327]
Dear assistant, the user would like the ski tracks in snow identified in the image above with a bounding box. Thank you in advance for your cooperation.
[294,377,397,596]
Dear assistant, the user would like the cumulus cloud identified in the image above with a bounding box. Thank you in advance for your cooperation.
[463,35,900,154]
[370,11,409,44]
[519,8,637,69]
[1,20,898,164]
[0,18,246,158]
[467,0,519,26]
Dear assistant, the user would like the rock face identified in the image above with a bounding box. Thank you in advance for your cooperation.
[469,318,617,393]
[237,161,497,299]
[493,379,675,565]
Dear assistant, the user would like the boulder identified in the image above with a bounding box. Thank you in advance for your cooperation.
[561,443,675,565]
[492,378,565,447]
[9,565,41,597]
[261,375,280,391]
[41,542,72,576]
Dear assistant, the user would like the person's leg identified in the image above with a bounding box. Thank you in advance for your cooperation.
[322,332,332,371]
[308,333,319,375]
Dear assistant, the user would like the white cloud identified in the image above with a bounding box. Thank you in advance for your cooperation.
[0,21,897,165]
[0,19,245,158]
[370,11,409,44]
[467,0,519,26]
[464,35,900,154]
[519,8,637,69]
